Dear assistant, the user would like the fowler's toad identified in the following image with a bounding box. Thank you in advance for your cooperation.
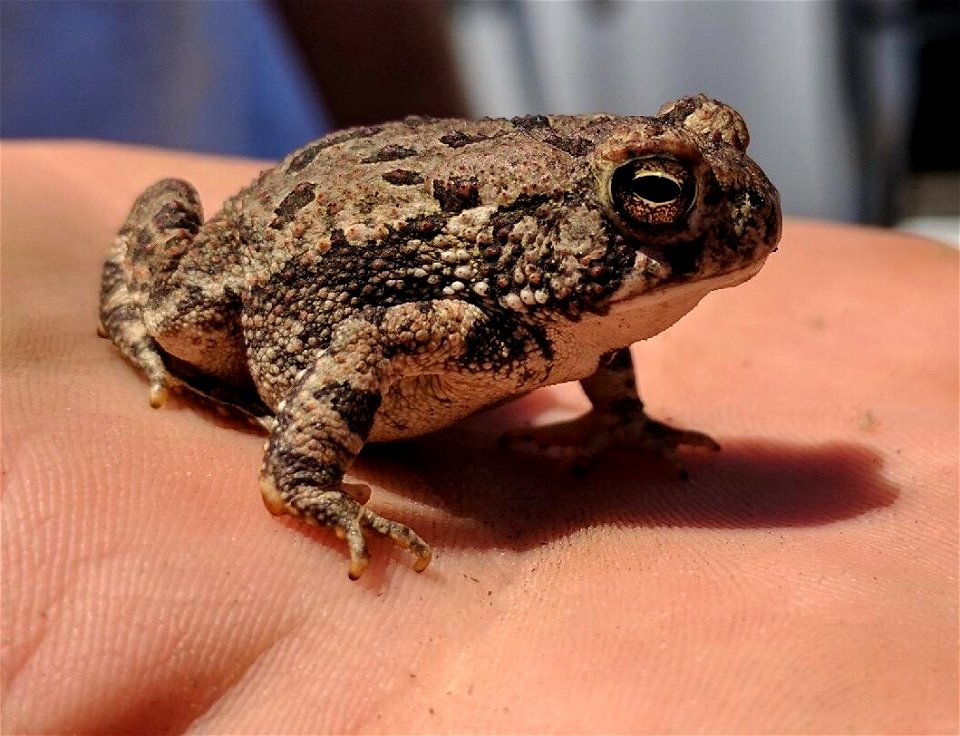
[99,95,781,578]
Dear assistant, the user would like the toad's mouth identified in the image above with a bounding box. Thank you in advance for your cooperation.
[608,253,769,306]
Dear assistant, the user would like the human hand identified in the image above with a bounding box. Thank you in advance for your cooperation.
[3,142,956,733]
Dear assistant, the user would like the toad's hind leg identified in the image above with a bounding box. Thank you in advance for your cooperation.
[98,178,204,408]
[100,179,250,410]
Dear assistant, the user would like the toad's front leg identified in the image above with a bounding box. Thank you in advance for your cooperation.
[258,301,485,579]
[502,347,719,477]
[258,331,427,579]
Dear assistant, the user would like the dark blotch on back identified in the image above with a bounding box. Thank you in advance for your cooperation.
[439,131,489,148]
[361,144,417,164]
[544,134,593,157]
[270,182,317,229]
[511,115,551,130]
[433,176,480,213]
[382,169,425,186]
[286,126,384,173]
[286,144,327,173]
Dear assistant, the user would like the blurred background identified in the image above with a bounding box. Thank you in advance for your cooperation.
[2,0,957,241]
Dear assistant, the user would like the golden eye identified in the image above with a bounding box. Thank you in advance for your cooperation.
[610,157,695,228]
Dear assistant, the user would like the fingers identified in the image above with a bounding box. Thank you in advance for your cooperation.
[360,507,432,575]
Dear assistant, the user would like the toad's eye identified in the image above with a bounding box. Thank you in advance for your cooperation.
[631,172,682,203]
[610,157,695,228]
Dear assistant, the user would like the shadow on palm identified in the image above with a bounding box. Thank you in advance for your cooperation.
[355,391,898,556]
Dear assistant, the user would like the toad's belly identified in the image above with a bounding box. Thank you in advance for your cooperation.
[368,371,540,442]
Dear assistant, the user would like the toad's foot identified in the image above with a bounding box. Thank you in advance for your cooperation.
[261,477,432,580]
[500,409,720,479]
[97,318,170,407]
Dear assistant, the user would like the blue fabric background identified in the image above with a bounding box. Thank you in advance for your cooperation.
[1,0,328,158]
